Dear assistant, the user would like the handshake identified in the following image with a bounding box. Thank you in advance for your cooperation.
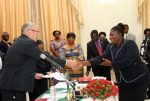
[66,60,85,71]
[65,58,112,71]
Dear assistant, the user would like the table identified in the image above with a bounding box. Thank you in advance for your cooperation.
[35,82,118,101]
[34,88,67,101]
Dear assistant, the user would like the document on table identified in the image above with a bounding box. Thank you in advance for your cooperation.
[42,72,65,81]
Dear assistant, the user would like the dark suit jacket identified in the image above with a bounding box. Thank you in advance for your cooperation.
[90,39,150,84]
[140,38,150,64]
[0,34,66,92]
[0,40,11,55]
[87,38,109,72]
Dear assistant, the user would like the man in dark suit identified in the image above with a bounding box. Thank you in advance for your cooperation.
[0,32,11,101]
[140,28,150,98]
[0,32,11,55]
[0,51,3,101]
[0,22,78,101]
[86,30,111,80]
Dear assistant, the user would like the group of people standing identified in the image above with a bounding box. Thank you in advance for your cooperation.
[49,23,150,101]
[0,22,150,101]
[50,31,85,80]
[50,29,111,81]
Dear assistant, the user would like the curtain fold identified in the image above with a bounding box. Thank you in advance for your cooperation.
[0,0,83,52]
[138,0,150,29]
[0,0,31,41]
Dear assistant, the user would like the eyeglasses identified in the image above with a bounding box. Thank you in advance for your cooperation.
[29,29,39,33]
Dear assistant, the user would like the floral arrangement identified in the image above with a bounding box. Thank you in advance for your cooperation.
[82,79,119,100]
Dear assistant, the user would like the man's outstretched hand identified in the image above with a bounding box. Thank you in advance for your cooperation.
[66,60,84,71]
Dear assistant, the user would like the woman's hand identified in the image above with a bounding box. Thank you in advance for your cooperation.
[100,58,112,67]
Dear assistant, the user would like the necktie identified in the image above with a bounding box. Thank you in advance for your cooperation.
[96,42,102,56]
[7,43,10,48]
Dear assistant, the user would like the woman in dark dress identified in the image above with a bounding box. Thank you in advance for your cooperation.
[29,40,51,101]
[80,25,150,101]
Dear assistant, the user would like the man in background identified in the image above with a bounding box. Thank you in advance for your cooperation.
[124,24,136,42]
[0,32,11,55]
[140,28,150,99]
[0,51,3,101]
[0,31,12,101]
[99,31,109,44]
[86,30,111,80]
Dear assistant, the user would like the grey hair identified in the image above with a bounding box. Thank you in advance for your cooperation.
[21,22,35,34]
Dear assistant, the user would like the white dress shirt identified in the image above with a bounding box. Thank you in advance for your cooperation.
[0,57,2,70]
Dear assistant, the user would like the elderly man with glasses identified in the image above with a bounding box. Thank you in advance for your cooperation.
[0,22,78,101]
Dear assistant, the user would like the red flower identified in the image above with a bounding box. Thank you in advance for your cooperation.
[91,93,95,97]
[96,92,99,97]
[82,79,119,100]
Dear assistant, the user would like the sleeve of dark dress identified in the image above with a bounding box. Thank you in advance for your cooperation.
[112,40,139,70]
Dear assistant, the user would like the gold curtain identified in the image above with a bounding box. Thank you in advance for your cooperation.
[0,0,32,41]
[0,0,83,52]
[138,0,150,29]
